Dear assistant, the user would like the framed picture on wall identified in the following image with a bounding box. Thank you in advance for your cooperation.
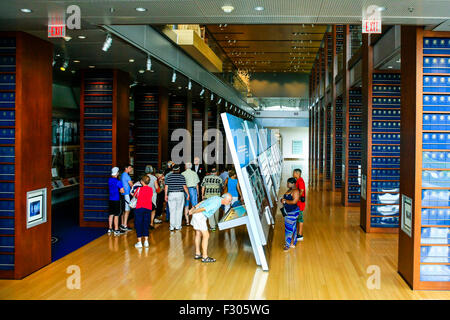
[26,188,47,229]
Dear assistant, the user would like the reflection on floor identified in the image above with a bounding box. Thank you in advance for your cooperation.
[51,199,105,261]
[1,169,450,299]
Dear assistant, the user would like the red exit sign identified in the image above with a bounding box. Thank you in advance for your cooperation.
[362,20,381,34]
[48,25,66,38]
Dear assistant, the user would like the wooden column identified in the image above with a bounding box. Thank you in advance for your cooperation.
[323,33,330,187]
[0,32,52,279]
[186,90,193,162]
[341,25,354,206]
[203,89,210,168]
[398,26,450,290]
[318,48,324,190]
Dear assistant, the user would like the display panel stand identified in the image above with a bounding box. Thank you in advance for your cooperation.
[219,113,281,271]
[0,32,53,279]
[398,26,450,290]
[79,69,129,227]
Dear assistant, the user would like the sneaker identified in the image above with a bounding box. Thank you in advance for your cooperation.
[176,227,182,231]
[170,227,175,231]
[154,218,162,224]
[114,229,125,236]
[143,240,149,248]
[210,228,216,232]
[107,228,113,234]
[120,225,132,232]
[135,242,143,249]
[297,234,304,241]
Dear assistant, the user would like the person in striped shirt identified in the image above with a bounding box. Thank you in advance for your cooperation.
[165,164,189,231]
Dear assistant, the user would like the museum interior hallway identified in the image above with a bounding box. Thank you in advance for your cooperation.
[1,165,449,300]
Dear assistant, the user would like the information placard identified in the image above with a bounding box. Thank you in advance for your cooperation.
[401,195,413,237]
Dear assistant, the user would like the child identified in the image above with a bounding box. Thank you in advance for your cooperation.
[108,167,125,236]
[133,175,153,248]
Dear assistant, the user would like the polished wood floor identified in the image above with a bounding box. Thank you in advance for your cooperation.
[1,171,450,299]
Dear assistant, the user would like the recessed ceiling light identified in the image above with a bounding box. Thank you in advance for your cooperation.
[254,6,264,11]
[387,65,393,69]
[71,70,76,74]
[138,70,145,73]
[78,35,86,39]
[20,8,32,13]
[63,36,72,41]
[135,7,147,12]
[88,65,95,68]
[129,59,135,63]
[221,5,234,13]
[376,6,387,12]
[73,60,80,63]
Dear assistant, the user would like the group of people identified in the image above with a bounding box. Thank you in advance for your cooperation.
[281,169,306,251]
[108,157,242,263]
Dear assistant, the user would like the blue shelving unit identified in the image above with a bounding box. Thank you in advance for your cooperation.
[419,37,450,283]
[134,88,159,176]
[326,103,331,180]
[81,72,114,223]
[347,89,362,204]
[334,97,343,189]
[0,37,15,271]
[369,72,401,229]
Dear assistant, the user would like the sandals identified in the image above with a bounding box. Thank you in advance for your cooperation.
[194,254,202,260]
[201,256,216,263]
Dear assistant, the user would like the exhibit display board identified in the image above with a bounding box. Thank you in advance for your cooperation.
[218,113,282,271]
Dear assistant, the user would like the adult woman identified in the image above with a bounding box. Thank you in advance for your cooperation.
[133,175,153,249]
[280,177,301,251]
[144,165,160,229]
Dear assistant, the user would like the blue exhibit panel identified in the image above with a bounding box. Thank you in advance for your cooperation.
[420,37,450,283]
[0,37,15,270]
[224,113,251,167]
[245,120,260,157]
[326,104,331,180]
[82,73,114,222]
[370,72,401,229]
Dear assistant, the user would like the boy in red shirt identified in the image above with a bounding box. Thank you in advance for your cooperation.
[293,169,306,241]
[132,175,153,249]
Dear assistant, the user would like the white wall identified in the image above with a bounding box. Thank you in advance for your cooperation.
[269,127,309,183]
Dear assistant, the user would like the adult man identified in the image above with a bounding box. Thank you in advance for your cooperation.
[120,164,134,232]
[181,162,200,226]
[163,161,174,222]
[219,166,230,185]
[293,168,306,241]
[193,156,206,184]
[189,193,233,263]
[108,167,125,236]
[200,167,223,231]
[165,164,189,231]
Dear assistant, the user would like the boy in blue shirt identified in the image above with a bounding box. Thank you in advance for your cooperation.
[189,193,232,263]
[120,164,134,232]
[109,167,125,235]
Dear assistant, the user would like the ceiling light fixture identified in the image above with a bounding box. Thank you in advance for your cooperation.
[63,36,72,42]
[102,34,112,52]
[20,8,32,13]
[129,59,134,63]
[218,98,222,104]
[188,80,192,90]
[254,6,264,11]
[60,60,69,71]
[135,7,147,12]
[73,60,80,63]
[200,88,205,96]
[172,70,176,83]
[221,5,234,13]
[78,35,86,39]
[376,6,387,12]
[146,55,152,71]
[88,65,95,68]
[138,69,145,74]
[211,93,214,101]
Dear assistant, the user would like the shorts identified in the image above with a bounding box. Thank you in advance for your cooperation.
[152,202,156,211]
[122,194,131,211]
[191,212,208,231]
[297,211,304,223]
[109,200,121,216]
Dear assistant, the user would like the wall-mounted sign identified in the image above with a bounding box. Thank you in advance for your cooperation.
[26,188,47,229]
[401,195,413,237]
[292,140,303,155]
[362,5,382,34]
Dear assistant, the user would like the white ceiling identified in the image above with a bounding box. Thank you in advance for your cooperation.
[0,0,449,27]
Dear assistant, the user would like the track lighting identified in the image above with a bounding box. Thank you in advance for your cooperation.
[188,80,192,90]
[172,70,176,83]
[200,88,204,96]
[146,55,152,71]
[60,59,69,71]
[218,98,222,104]
[210,93,214,101]
[102,34,112,52]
